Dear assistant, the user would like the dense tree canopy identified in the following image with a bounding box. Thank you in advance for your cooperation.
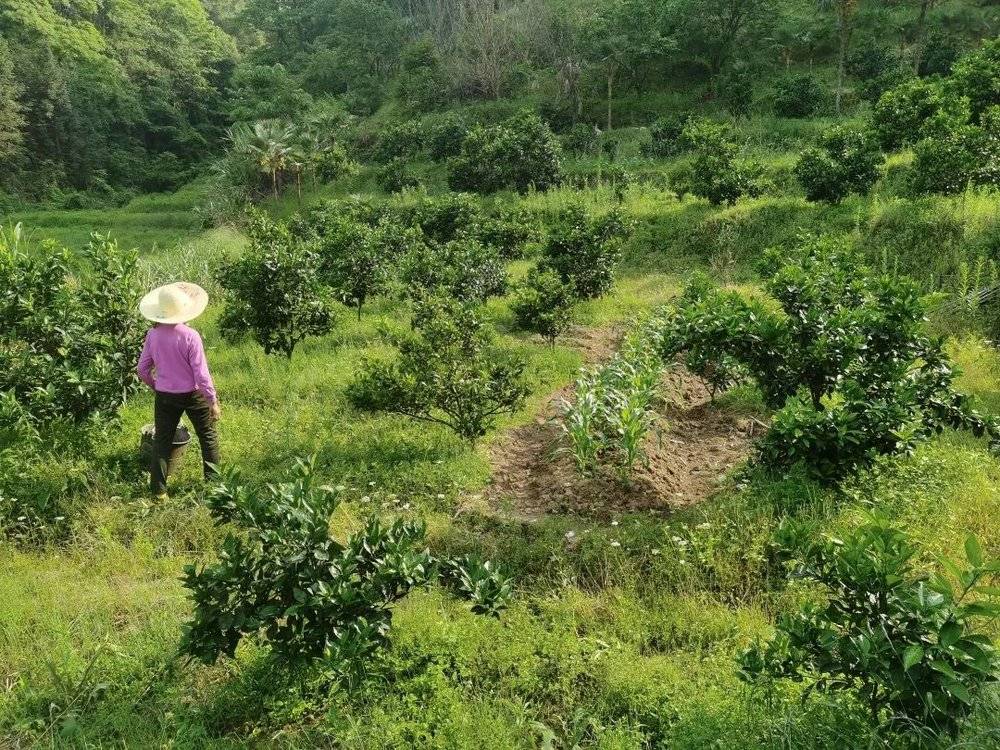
[1,0,998,201]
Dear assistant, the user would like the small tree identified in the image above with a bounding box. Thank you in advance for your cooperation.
[682,119,763,206]
[642,113,695,158]
[511,268,575,345]
[951,38,1000,123]
[0,227,143,431]
[717,65,754,118]
[871,78,967,151]
[181,459,512,679]
[427,113,469,161]
[740,520,1000,741]
[218,214,335,358]
[348,297,528,442]
[795,125,884,203]
[773,73,824,119]
[541,203,632,299]
[400,238,508,304]
[316,217,416,319]
[448,111,563,194]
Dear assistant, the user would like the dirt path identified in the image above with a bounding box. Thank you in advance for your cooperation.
[479,328,763,520]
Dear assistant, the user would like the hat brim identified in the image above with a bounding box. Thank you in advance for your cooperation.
[139,282,209,324]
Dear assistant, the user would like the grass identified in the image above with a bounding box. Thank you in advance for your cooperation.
[6,144,1000,747]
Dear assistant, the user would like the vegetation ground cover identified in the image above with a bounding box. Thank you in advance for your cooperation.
[5,1,1000,747]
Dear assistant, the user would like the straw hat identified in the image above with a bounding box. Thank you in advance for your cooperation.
[139,282,209,324]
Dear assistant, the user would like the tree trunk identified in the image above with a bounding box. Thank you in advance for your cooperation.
[912,0,931,74]
[607,69,614,131]
[835,26,848,114]
[272,169,278,200]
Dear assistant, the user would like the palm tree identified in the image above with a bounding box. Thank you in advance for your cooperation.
[229,121,296,200]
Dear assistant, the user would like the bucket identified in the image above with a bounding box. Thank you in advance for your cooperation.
[140,423,192,478]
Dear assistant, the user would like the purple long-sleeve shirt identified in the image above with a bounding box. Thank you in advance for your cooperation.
[137,323,218,404]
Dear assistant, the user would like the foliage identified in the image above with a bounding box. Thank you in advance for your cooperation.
[772,74,825,118]
[951,37,1000,123]
[395,38,449,113]
[217,213,335,358]
[911,106,1000,195]
[871,78,968,151]
[348,297,528,442]
[448,111,563,194]
[400,238,508,304]
[427,113,469,161]
[681,119,763,205]
[374,158,422,193]
[0,0,236,196]
[315,216,417,318]
[642,113,693,158]
[511,268,576,344]
[560,314,667,478]
[541,204,632,299]
[181,459,512,676]
[563,123,602,155]
[470,205,542,261]
[741,520,1000,741]
[367,122,424,165]
[718,65,755,118]
[662,237,1000,482]
[0,225,143,431]
[795,125,883,203]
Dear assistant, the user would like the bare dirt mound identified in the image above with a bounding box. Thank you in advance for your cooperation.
[483,359,764,520]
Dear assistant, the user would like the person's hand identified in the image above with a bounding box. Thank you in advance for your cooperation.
[210,401,222,422]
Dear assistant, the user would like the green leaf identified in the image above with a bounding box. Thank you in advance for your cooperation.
[965,536,984,568]
[940,621,962,648]
[903,645,924,671]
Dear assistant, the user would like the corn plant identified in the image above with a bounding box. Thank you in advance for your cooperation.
[560,313,668,479]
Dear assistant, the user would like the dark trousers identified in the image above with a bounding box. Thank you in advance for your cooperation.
[151,390,220,494]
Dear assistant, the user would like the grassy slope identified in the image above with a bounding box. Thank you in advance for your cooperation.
[4,127,1000,748]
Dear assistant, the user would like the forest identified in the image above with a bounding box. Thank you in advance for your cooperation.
[4,0,1000,747]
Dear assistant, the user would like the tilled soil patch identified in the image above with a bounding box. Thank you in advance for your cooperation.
[482,363,764,520]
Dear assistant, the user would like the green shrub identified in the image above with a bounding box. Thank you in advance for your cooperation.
[348,297,529,442]
[218,213,335,358]
[181,459,513,678]
[741,520,1000,742]
[395,38,449,113]
[562,123,602,155]
[541,203,632,299]
[951,37,1000,122]
[374,158,422,193]
[682,119,763,205]
[871,78,968,151]
[427,113,469,161]
[718,66,754,118]
[369,121,425,164]
[469,205,541,260]
[400,193,481,245]
[448,111,562,194]
[794,125,884,203]
[642,113,693,158]
[316,216,420,318]
[911,107,1000,195]
[400,237,508,304]
[919,29,963,78]
[511,268,575,344]
[313,142,358,183]
[0,226,143,431]
[662,237,1000,482]
[772,74,824,118]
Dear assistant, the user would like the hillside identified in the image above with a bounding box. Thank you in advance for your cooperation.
[4,1,1000,748]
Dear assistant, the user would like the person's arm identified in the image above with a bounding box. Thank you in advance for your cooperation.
[187,330,219,408]
[137,331,156,389]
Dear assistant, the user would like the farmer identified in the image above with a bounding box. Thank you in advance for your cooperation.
[137,282,221,498]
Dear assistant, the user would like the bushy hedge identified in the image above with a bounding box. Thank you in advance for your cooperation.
[795,125,884,203]
[448,111,562,194]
